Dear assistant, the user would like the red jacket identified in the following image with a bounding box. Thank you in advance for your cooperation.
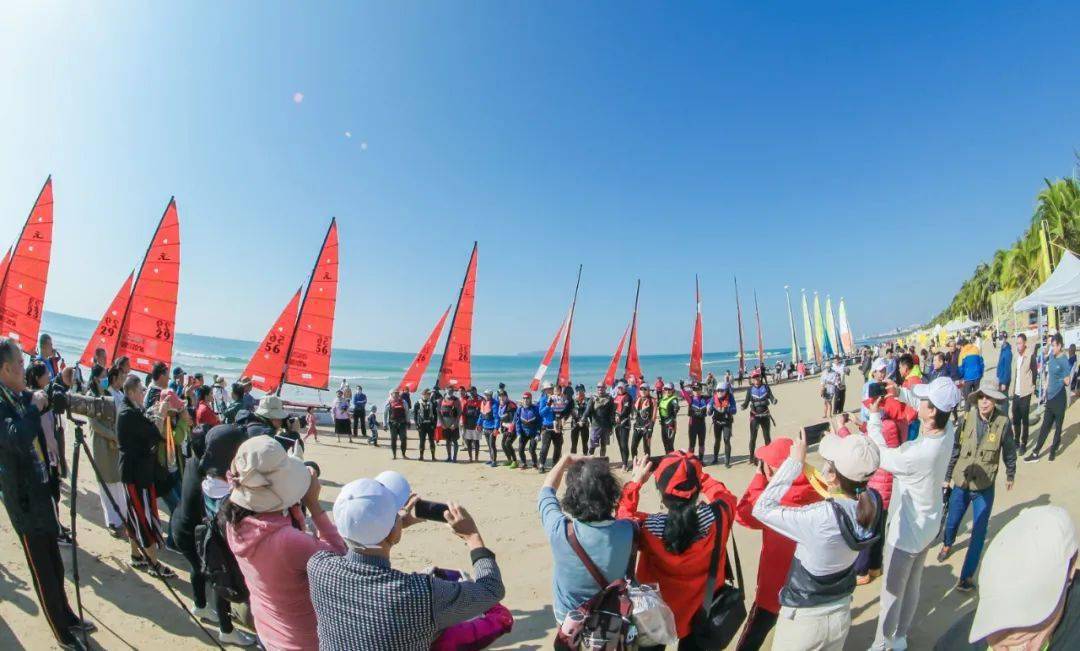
[617,475,736,638]
[734,470,822,613]
[867,418,902,508]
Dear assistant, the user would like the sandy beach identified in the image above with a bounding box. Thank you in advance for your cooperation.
[3,363,1078,650]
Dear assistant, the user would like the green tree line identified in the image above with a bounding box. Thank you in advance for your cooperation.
[932,175,1080,324]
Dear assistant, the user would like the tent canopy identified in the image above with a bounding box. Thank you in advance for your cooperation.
[1014,250,1080,311]
[942,317,979,332]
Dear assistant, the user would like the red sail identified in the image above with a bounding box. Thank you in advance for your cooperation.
[690,275,703,382]
[623,280,643,383]
[603,324,630,387]
[399,305,451,392]
[557,265,582,388]
[529,316,567,392]
[0,248,10,283]
[437,242,478,389]
[115,198,181,373]
[79,272,133,368]
[284,219,339,390]
[243,288,302,393]
[734,277,746,376]
[0,177,54,353]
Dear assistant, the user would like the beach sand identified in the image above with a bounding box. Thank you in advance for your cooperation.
[3,362,1079,650]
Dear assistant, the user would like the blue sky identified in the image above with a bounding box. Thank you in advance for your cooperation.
[1,2,1078,355]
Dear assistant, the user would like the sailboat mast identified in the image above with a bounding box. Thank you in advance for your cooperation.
[785,285,800,364]
[277,217,336,395]
[753,290,765,370]
[734,277,746,376]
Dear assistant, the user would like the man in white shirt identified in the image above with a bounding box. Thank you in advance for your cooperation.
[866,376,961,651]
[1009,333,1036,453]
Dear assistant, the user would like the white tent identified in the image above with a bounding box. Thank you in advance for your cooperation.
[1014,250,1080,311]
[942,317,979,332]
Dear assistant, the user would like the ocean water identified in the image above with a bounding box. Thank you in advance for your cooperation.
[41,311,795,402]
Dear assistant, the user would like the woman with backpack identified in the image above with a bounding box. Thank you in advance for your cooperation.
[751,429,882,651]
[222,436,346,650]
[538,455,635,626]
[617,451,738,649]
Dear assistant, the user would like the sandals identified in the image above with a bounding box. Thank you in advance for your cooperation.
[148,563,177,579]
[130,555,150,570]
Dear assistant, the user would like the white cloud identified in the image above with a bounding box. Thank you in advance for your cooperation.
[344,131,352,138]
[292,92,304,104]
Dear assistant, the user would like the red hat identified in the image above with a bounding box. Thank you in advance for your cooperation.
[754,437,794,469]
[750,368,762,378]
[521,391,532,399]
[653,451,703,500]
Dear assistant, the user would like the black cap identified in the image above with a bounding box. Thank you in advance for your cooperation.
[199,425,249,478]
[173,367,185,377]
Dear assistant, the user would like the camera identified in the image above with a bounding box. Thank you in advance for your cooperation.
[52,381,117,422]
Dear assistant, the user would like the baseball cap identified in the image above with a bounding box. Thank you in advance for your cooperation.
[754,437,793,469]
[653,451,703,500]
[871,358,887,373]
[173,367,185,377]
[818,433,880,482]
[912,376,963,412]
[522,390,532,399]
[333,478,400,548]
[664,382,674,390]
[541,381,553,390]
[374,470,412,511]
[969,505,1078,642]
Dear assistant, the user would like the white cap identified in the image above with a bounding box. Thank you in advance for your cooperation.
[333,478,399,548]
[819,433,880,482]
[871,358,888,373]
[912,376,963,413]
[970,505,1078,641]
[374,470,411,511]
[541,380,554,390]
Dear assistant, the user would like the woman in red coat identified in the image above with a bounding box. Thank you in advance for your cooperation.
[734,438,823,650]
[617,451,737,649]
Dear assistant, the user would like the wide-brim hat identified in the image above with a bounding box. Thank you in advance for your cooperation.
[228,436,311,513]
[255,394,289,420]
[966,380,1007,405]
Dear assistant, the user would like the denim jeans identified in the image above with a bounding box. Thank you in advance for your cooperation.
[943,484,996,581]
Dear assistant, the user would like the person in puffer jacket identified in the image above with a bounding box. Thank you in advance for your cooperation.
[513,392,542,470]
[957,339,985,404]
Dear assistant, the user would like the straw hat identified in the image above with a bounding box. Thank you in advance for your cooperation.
[255,395,289,420]
[966,378,1007,405]
[228,436,311,513]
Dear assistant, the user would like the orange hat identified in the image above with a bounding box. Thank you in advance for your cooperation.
[754,437,794,469]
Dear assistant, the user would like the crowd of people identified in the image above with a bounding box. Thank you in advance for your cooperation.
[2,325,1079,650]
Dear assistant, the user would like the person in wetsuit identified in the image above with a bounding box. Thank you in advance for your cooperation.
[385,389,410,460]
[569,385,589,455]
[680,381,709,460]
[708,381,737,467]
[460,388,483,463]
[657,382,680,453]
[741,369,777,459]
[612,382,635,471]
[631,384,656,459]
[479,389,500,467]
[412,388,438,461]
[497,391,518,468]
[583,382,614,457]
[513,391,542,469]
[438,387,462,462]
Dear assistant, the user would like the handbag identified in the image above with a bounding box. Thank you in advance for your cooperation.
[687,500,747,649]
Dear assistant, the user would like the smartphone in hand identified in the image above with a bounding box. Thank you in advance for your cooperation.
[414,499,450,522]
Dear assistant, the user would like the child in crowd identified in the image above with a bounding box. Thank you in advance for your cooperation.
[367,405,380,445]
[304,406,318,442]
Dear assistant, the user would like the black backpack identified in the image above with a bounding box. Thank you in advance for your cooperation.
[195,515,249,603]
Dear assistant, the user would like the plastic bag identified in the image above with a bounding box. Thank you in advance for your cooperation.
[629,583,678,646]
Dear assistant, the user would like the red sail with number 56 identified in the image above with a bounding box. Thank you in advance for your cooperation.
[284,219,338,390]
[243,288,302,393]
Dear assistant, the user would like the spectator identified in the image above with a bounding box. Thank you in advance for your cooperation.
[1009,333,1036,453]
[1026,333,1073,463]
[85,363,125,537]
[996,338,1013,393]
[957,338,986,404]
[857,409,902,585]
[538,455,634,625]
[223,435,346,649]
[351,384,367,440]
[935,506,1079,649]
[867,377,961,651]
[734,438,823,650]
[194,385,221,427]
[308,478,506,650]
[617,451,738,646]
[752,430,882,651]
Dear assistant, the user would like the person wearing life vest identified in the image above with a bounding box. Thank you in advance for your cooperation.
[412,388,439,461]
[438,388,462,463]
[478,389,500,467]
[679,381,709,461]
[631,384,656,458]
[537,382,563,473]
[583,382,614,456]
[513,391,542,470]
[497,391,519,468]
[741,368,777,459]
[569,385,590,455]
[461,388,483,463]
[657,383,680,453]
[708,381,738,467]
[385,389,410,460]
[612,383,635,471]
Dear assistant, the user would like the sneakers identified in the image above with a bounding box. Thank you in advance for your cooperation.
[192,604,220,623]
[956,578,977,593]
[69,620,97,634]
[1023,453,1041,463]
[57,528,74,546]
[219,628,257,647]
[937,546,951,563]
[507,461,518,469]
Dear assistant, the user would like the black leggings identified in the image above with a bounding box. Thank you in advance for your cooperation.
[749,415,771,456]
[539,429,563,469]
[178,539,234,633]
[631,423,653,458]
[660,421,677,454]
[484,429,499,463]
[569,424,589,454]
[712,419,733,465]
[389,421,408,457]
[614,424,631,468]
[518,434,539,468]
[417,425,436,459]
[1032,390,1066,457]
[443,428,460,462]
[687,418,706,458]
[735,604,778,651]
[1011,394,1031,451]
[464,435,482,461]
[501,429,517,464]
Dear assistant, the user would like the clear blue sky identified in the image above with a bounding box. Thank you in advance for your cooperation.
[1,2,1077,355]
